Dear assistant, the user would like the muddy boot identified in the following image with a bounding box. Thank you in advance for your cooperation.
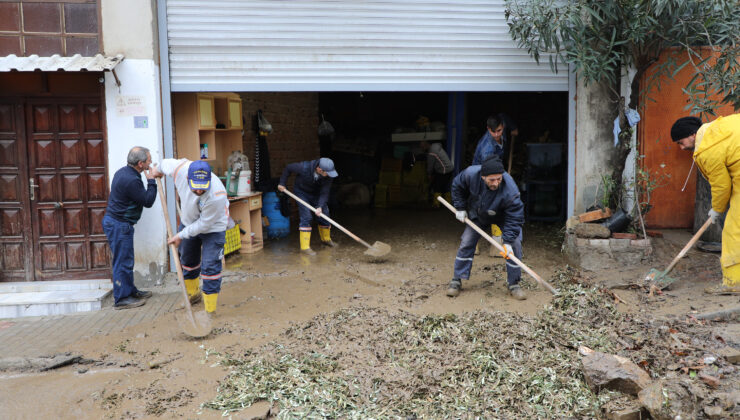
[489,236,503,257]
[704,283,740,295]
[474,243,480,255]
[446,278,462,297]
[318,226,337,247]
[300,230,316,255]
[185,278,202,304]
[508,284,527,300]
[203,292,218,314]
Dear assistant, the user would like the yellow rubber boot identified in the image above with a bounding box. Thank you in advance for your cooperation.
[203,292,218,313]
[489,224,503,257]
[318,226,336,247]
[184,278,202,304]
[300,230,316,255]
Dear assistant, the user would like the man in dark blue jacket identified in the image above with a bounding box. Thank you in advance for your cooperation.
[102,147,161,309]
[278,158,338,255]
[447,156,526,300]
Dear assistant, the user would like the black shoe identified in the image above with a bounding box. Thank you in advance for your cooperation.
[134,290,152,299]
[508,284,527,300]
[114,295,146,310]
[446,278,462,297]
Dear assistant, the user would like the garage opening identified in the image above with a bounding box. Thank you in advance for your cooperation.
[316,91,569,222]
[170,90,568,258]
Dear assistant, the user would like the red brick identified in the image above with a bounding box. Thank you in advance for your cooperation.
[0,3,21,32]
[0,35,22,56]
[23,3,61,33]
[24,35,63,56]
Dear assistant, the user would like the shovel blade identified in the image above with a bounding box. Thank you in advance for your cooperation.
[644,268,677,290]
[176,310,212,338]
[364,241,391,258]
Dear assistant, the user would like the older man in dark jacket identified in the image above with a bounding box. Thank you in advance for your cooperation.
[447,156,526,300]
[278,158,338,255]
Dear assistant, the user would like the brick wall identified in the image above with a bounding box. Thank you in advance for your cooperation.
[240,92,320,182]
[0,1,100,56]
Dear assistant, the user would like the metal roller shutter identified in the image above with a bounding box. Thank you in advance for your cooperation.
[166,0,567,92]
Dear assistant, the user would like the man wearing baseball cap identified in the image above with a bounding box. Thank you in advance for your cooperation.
[278,157,338,255]
[153,159,230,313]
[670,114,740,294]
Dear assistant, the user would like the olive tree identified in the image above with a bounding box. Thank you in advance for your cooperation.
[505,0,740,207]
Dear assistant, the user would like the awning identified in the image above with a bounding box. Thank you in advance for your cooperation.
[0,54,125,72]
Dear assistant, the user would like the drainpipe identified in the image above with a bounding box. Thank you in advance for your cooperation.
[157,0,177,272]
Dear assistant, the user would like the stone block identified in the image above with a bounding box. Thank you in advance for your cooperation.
[631,239,651,247]
[610,238,631,250]
[582,350,652,395]
[589,239,610,248]
[575,223,611,238]
[566,216,581,233]
[717,347,740,364]
[575,237,589,247]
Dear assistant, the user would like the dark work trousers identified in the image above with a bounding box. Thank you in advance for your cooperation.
[453,219,523,286]
[430,172,453,193]
[178,225,226,295]
[296,190,330,231]
[102,215,139,304]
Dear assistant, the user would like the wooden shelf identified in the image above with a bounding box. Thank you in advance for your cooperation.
[174,92,245,174]
[228,192,263,254]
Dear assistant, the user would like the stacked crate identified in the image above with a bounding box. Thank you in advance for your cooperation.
[375,157,429,208]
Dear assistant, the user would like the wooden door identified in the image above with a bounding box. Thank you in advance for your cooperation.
[0,101,34,281]
[24,98,110,281]
[640,48,735,228]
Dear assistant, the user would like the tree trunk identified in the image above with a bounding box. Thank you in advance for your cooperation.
[694,171,725,241]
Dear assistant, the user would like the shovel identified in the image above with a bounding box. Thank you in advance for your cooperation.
[644,217,713,289]
[437,196,558,295]
[156,178,212,338]
[281,188,391,258]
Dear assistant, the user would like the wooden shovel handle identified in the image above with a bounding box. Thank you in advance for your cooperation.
[156,178,196,315]
[662,217,713,275]
[280,188,374,250]
[437,196,558,295]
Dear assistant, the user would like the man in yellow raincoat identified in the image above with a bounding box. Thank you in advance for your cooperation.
[671,114,740,294]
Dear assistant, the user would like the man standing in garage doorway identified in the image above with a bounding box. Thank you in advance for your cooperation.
[472,113,519,255]
[278,158,339,255]
[447,156,527,300]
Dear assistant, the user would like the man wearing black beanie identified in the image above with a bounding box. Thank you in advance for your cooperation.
[670,114,740,294]
[447,156,527,300]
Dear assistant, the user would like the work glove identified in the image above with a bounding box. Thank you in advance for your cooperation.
[500,243,513,259]
[455,210,467,222]
[708,209,721,224]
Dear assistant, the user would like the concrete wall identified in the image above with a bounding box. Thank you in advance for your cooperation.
[102,0,166,286]
[574,79,618,214]
[101,0,158,61]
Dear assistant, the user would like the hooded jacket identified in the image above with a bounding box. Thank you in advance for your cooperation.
[693,113,740,269]
[451,165,524,244]
[160,159,229,240]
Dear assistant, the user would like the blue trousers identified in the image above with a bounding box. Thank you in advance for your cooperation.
[102,215,140,304]
[453,220,523,287]
[178,225,225,295]
[296,191,330,230]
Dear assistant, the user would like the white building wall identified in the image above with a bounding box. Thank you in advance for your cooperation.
[102,0,167,285]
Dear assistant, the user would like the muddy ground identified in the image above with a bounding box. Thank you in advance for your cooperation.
[1,208,738,419]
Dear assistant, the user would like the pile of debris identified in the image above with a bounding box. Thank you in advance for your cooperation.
[204,269,739,419]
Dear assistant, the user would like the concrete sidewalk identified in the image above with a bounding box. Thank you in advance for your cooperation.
[0,292,182,358]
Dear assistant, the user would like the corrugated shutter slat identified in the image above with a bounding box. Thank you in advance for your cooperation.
[166,0,567,92]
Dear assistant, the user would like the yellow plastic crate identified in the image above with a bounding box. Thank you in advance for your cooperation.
[224,224,241,255]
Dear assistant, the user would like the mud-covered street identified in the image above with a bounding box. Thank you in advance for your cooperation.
[1,208,738,419]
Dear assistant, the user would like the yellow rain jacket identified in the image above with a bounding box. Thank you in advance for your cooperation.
[693,113,740,286]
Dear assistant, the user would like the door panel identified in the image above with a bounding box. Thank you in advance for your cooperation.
[0,102,33,281]
[26,98,110,280]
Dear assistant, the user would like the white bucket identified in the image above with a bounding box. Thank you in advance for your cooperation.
[237,170,251,195]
